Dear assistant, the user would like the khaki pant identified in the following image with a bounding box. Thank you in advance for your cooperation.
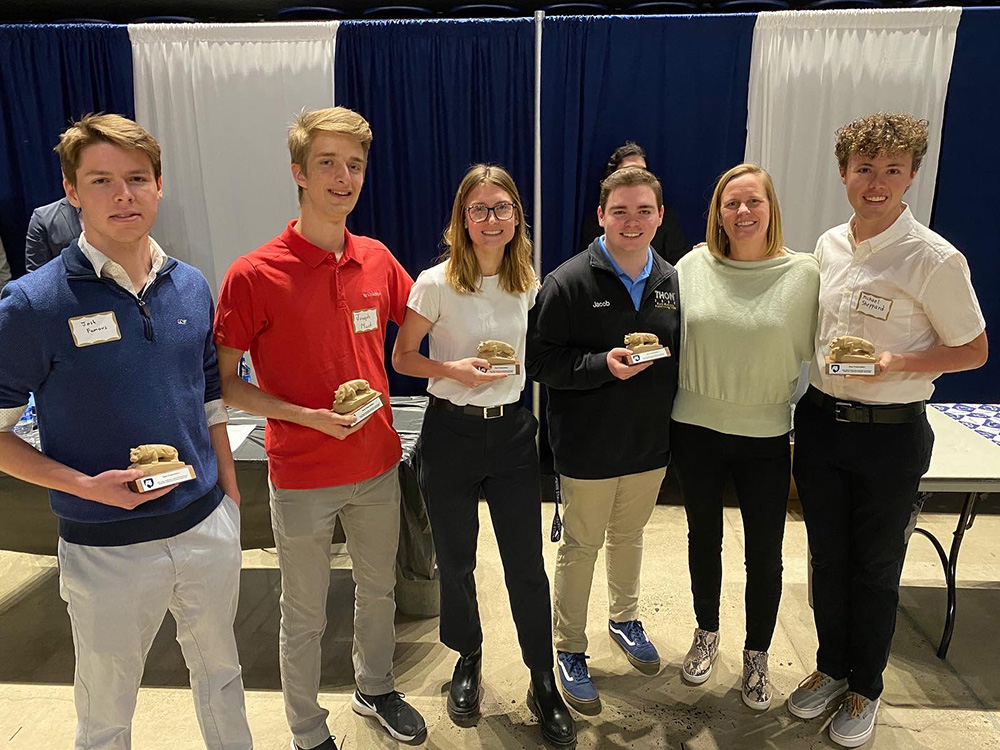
[269,467,400,750]
[58,496,250,750]
[552,468,666,654]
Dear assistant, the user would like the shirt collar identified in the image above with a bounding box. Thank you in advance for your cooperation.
[282,219,360,268]
[599,235,653,282]
[78,232,166,279]
[847,204,915,256]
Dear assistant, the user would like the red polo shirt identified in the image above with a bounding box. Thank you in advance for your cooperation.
[214,221,412,489]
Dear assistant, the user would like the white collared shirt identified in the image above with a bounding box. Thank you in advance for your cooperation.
[1,234,228,430]
[809,205,985,404]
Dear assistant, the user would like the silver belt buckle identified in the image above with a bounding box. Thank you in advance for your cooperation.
[834,401,854,423]
[484,405,503,419]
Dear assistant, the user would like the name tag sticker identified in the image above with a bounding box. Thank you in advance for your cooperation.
[856,291,892,321]
[352,307,378,333]
[68,311,121,347]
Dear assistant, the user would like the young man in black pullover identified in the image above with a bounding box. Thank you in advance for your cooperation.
[527,167,680,712]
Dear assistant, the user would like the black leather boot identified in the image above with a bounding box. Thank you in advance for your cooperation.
[447,647,482,724]
[527,668,577,747]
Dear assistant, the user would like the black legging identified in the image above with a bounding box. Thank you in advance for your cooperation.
[670,418,790,652]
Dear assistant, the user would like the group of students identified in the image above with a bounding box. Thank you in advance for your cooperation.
[0,105,987,750]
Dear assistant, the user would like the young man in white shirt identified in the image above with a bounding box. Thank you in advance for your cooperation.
[788,112,987,748]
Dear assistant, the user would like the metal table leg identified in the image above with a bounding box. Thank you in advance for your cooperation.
[911,491,982,659]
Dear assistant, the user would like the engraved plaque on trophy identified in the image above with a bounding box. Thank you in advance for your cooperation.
[477,340,520,375]
[333,378,384,422]
[624,332,670,365]
[128,444,197,493]
[827,335,877,376]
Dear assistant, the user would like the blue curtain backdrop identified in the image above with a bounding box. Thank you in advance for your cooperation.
[930,7,999,403]
[539,14,755,274]
[0,24,134,277]
[334,18,535,396]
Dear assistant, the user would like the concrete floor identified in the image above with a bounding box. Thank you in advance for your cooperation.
[1,504,998,749]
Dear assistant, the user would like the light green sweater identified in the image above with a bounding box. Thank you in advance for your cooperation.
[672,245,820,437]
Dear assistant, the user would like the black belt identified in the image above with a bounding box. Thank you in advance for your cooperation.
[804,387,925,424]
[429,395,519,420]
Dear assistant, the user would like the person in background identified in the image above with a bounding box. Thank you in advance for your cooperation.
[25,194,83,270]
[579,141,688,264]
[0,236,10,293]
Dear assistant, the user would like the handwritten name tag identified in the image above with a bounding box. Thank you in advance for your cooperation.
[352,308,378,334]
[856,291,892,321]
[68,311,121,347]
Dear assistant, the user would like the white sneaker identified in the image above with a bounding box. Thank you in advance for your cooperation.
[788,670,849,719]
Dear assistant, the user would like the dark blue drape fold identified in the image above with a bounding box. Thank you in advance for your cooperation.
[0,24,134,277]
[539,14,755,274]
[930,8,999,403]
[334,18,535,396]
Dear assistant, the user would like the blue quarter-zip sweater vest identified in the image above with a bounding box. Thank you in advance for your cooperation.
[0,241,222,546]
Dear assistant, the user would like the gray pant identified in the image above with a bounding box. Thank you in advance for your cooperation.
[269,468,401,749]
[58,496,250,750]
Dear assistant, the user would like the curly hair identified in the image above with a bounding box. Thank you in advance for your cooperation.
[834,112,929,172]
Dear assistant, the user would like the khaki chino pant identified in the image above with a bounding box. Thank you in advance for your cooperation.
[268,467,400,750]
[553,468,666,654]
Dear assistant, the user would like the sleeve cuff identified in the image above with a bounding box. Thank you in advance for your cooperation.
[205,399,229,427]
[0,404,28,432]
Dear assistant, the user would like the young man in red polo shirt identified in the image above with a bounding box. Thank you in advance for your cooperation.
[214,107,424,750]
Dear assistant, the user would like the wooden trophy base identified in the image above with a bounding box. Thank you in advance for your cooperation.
[627,345,671,365]
[128,463,197,493]
[333,390,384,422]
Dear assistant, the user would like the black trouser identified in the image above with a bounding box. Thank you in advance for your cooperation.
[792,389,933,700]
[670,419,790,652]
[417,402,554,669]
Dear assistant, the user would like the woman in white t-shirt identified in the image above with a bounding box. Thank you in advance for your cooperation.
[392,165,574,746]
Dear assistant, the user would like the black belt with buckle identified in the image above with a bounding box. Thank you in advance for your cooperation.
[429,395,517,420]
[804,387,925,424]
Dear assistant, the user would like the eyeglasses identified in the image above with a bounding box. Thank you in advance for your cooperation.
[466,202,515,223]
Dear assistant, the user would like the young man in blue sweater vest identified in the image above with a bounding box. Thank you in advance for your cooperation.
[0,115,252,750]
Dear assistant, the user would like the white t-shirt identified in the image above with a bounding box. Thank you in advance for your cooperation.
[407,261,537,407]
[809,206,985,404]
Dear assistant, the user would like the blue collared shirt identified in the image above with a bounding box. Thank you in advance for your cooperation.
[599,236,653,311]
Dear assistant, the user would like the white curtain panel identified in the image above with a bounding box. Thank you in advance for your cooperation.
[745,9,960,254]
[129,23,337,291]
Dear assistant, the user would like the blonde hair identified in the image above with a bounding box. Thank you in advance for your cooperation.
[599,167,662,210]
[706,163,784,259]
[288,107,373,200]
[442,164,534,295]
[55,113,161,187]
[835,112,929,172]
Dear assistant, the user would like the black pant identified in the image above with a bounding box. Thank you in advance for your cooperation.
[417,403,554,669]
[793,390,933,700]
[670,419,790,652]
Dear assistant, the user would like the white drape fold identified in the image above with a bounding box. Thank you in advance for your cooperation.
[745,9,960,253]
[129,22,338,291]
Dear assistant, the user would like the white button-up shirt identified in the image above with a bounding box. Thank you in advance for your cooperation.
[0,234,228,430]
[809,206,985,405]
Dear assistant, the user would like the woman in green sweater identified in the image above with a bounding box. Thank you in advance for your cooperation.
[672,163,819,710]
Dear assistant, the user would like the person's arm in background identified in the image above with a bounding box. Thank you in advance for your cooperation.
[24,210,51,272]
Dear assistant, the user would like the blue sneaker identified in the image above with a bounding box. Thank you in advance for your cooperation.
[556,651,601,714]
[608,619,660,674]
